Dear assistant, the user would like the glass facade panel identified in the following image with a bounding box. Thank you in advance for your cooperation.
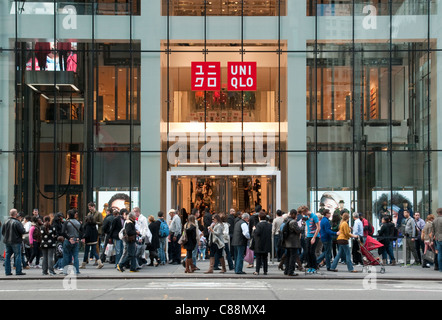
[1,0,438,223]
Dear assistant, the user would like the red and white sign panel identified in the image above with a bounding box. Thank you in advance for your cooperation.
[191,62,221,91]
[227,62,257,91]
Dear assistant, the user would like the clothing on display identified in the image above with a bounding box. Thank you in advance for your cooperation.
[57,42,72,71]
[35,42,51,71]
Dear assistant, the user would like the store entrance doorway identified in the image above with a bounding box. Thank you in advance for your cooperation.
[167,171,281,216]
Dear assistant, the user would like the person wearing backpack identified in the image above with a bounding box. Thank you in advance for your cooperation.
[360,213,374,240]
[157,211,168,265]
[282,209,304,276]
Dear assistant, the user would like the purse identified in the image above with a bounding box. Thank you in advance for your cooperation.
[423,250,435,264]
[178,229,188,245]
[244,247,254,264]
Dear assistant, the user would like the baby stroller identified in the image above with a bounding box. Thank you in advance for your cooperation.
[359,236,386,274]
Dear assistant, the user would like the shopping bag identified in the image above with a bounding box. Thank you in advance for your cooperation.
[244,247,254,264]
[105,243,114,256]
[423,250,435,264]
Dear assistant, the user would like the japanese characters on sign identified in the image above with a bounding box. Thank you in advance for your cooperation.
[191,61,221,91]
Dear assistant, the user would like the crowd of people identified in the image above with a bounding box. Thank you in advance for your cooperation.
[2,203,442,276]
[175,204,442,276]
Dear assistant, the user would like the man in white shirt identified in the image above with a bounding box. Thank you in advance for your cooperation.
[232,213,250,274]
[168,209,182,265]
[352,212,364,265]
[134,207,152,266]
[272,210,284,261]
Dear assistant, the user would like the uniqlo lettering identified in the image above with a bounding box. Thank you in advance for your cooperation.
[191,62,221,91]
[227,62,257,91]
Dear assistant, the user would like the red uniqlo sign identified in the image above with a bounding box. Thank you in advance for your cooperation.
[227,62,257,91]
[191,62,221,91]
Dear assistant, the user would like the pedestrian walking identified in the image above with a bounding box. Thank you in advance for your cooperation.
[316,209,339,271]
[302,206,320,274]
[61,209,82,275]
[168,209,182,265]
[2,209,27,276]
[86,202,103,261]
[214,213,234,271]
[282,209,304,276]
[421,214,435,268]
[28,216,43,268]
[232,213,251,274]
[109,208,125,268]
[100,207,114,263]
[272,210,285,263]
[252,211,272,275]
[378,215,396,265]
[198,233,207,261]
[80,215,103,269]
[205,214,226,274]
[147,215,161,266]
[432,208,442,272]
[351,212,364,265]
[329,212,359,273]
[403,210,420,266]
[40,216,57,275]
[414,212,425,265]
[157,211,168,265]
[117,212,139,272]
[182,215,198,273]
[134,208,152,267]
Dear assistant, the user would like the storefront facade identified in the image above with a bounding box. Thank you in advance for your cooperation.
[1,0,441,223]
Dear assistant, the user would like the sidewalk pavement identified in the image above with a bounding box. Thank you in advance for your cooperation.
[2,257,442,280]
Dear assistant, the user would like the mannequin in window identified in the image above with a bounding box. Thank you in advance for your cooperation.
[244,180,251,211]
[57,42,72,71]
[35,42,51,71]
[253,179,262,206]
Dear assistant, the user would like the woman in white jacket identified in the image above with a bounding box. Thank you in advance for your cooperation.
[205,214,226,273]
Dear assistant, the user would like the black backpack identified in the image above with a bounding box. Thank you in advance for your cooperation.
[280,218,292,245]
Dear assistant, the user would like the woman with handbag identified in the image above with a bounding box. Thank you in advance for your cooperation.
[80,215,103,269]
[205,214,226,274]
[182,215,198,273]
[422,214,435,268]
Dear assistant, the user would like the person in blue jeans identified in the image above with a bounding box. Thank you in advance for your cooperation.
[329,212,359,273]
[232,213,250,274]
[316,209,339,271]
[60,209,82,275]
[2,209,27,276]
[62,238,80,275]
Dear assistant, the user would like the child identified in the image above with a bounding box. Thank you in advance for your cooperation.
[54,236,64,271]
[198,233,207,261]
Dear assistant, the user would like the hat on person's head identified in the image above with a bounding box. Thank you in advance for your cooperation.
[168,209,176,215]
[339,200,344,204]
